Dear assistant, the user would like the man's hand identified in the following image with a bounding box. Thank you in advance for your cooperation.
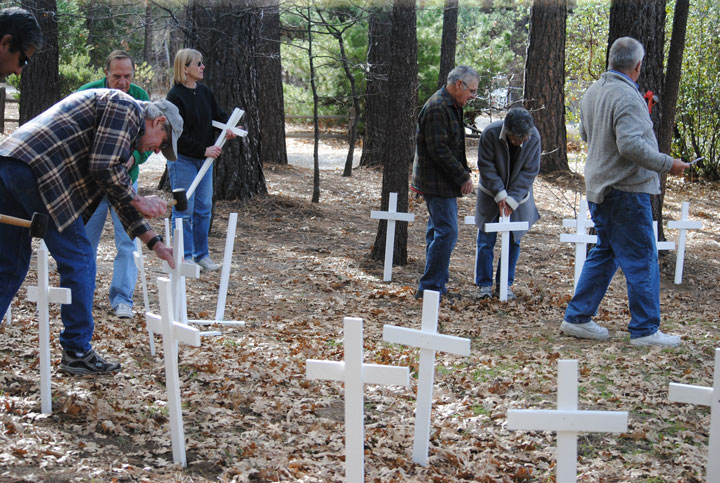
[153,241,174,268]
[498,199,512,217]
[205,146,222,158]
[131,195,167,218]
[669,158,690,176]
[461,178,473,195]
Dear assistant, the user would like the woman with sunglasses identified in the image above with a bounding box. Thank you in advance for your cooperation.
[166,48,236,272]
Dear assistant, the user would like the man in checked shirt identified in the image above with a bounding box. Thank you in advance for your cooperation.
[0,89,182,375]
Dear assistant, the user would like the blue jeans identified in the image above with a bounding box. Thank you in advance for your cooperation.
[418,196,458,295]
[167,154,212,261]
[84,182,138,310]
[564,189,660,338]
[475,225,521,288]
[0,158,95,352]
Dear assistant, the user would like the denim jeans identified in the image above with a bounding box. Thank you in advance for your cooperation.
[167,154,213,261]
[418,196,458,295]
[84,182,138,310]
[564,189,660,338]
[0,158,95,352]
[475,225,521,288]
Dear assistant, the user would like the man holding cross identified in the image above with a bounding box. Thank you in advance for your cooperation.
[560,37,689,347]
[411,65,477,301]
[0,89,181,374]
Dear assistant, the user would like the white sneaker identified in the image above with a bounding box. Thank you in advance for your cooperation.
[560,320,609,340]
[196,257,221,272]
[114,303,134,319]
[630,330,681,347]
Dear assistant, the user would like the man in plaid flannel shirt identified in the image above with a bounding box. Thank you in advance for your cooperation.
[411,65,478,300]
[0,89,182,375]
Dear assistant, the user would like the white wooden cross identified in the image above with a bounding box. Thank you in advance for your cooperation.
[186,213,245,328]
[667,201,703,284]
[145,277,201,468]
[382,290,470,466]
[306,317,409,483]
[370,192,414,282]
[162,218,200,325]
[654,221,675,252]
[507,360,628,483]
[186,108,247,199]
[26,240,71,415]
[668,348,720,481]
[483,214,528,301]
[133,237,155,355]
[560,200,597,291]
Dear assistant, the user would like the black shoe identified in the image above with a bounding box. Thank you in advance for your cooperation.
[414,289,423,300]
[60,348,121,375]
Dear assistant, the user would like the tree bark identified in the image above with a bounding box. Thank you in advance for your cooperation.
[359,6,392,168]
[20,0,59,125]
[307,7,320,203]
[523,0,568,173]
[185,0,267,201]
[607,0,667,230]
[143,0,153,64]
[257,0,288,165]
[437,0,458,89]
[371,0,417,265]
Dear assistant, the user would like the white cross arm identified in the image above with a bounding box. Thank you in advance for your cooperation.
[668,220,703,230]
[146,312,162,334]
[668,383,713,406]
[559,233,597,244]
[363,363,409,386]
[370,210,415,223]
[507,409,628,433]
[174,322,201,347]
[383,325,471,356]
[27,286,71,305]
[162,260,200,278]
[306,360,345,381]
[562,218,595,229]
[212,120,248,137]
[485,220,529,233]
[464,216,476,225]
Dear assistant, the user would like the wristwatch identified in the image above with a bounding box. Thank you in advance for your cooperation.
[146,234,163,250]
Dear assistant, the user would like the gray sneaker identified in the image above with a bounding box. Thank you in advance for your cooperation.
[630,330,681,347]
[560,320,609,340]
[196,257,221,272]
[60,348,121,375]
[114,303,133,319]
[476,286,492,299]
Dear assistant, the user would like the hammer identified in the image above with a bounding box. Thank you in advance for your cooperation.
[0,212,49,238]
[168,189,188,212]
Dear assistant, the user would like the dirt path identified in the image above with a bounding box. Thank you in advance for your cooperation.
[1,138,719,482]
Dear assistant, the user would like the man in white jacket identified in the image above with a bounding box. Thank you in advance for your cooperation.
[560,37,689,347]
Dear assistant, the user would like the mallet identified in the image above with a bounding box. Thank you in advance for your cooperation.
[0,212,49,238]
[168,188,188,212]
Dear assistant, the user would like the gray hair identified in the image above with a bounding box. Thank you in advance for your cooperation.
[608,37,644,73]
[504,107,534,137]
[143,102,172,137]
[446,65,479,86]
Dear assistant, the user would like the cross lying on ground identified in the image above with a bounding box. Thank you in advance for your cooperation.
[370,192,414,282]
[668,348,719,482]
[382,290,470,466]
[306,317,409,483]
[145,277,202,468]
[26,240,71,414]
[507,359,628,483]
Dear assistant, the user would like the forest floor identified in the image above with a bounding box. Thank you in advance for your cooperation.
[1,135,719,482]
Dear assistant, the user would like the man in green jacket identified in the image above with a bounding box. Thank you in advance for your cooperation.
[78,50,151,319]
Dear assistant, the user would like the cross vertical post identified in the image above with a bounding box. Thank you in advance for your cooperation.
[133,237,154,355]
[370,192,414,282]
[560,200,597,291]
[667,201,703,284]
[215,212,237,322]
[484,214,528,301]
[26,241,71,414]
[382,290,471,465]
[668,348,719,481]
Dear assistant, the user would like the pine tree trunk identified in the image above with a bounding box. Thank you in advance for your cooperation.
[143,0,152,64]
[437,0,458,89]
[257,0,288,165]
[359,6,392,168]
[371,0,417,265]
[185,0,267,201]
[20,0,59,125]
[523,0,567,173]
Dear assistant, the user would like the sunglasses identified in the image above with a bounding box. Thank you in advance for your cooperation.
[185,60,204,67]
[18,51,29,68]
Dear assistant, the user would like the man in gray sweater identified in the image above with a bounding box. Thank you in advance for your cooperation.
[560,37,689,347]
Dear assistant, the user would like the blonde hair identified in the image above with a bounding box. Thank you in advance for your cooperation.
[173,48,202,85]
